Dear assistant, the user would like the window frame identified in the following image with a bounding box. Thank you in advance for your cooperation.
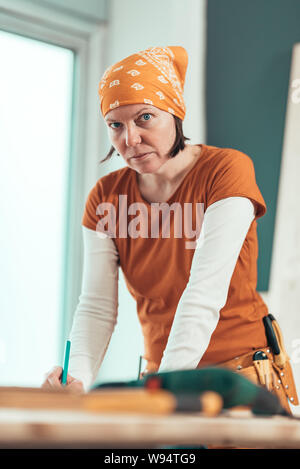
[0,0,108,359]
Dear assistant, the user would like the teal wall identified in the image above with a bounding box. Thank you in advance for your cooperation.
[206,0,300,291]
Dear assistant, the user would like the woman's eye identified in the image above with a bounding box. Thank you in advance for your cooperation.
[109,113,152,129]
[110,122,121,129]
[141,113,152,121]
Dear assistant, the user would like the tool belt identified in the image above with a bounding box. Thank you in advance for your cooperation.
[219,314,299,413]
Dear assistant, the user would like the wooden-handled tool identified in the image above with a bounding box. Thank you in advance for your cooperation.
[83,388,223,417]
[0,386,223,417]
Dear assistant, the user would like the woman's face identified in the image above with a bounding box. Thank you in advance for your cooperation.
[104,103,176,174]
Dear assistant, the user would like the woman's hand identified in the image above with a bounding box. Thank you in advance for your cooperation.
[41,366,84,394]
[140,369,152,379]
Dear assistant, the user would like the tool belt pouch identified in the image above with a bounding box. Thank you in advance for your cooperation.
[271,359,299,406]
[252,354,272,390]
[261,315,299,406]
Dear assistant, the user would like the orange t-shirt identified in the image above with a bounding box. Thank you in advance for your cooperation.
[82,144,268,372]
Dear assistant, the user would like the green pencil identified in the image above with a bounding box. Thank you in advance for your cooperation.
[137,355,143,380]
[61,339,71,386]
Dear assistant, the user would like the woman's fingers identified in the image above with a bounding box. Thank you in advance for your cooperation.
[41,366,84,393]
[41,366,63,390]
[67,379,84,394]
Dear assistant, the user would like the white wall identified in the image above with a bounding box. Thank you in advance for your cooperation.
[260,43,300,415]
[96,0,207,384]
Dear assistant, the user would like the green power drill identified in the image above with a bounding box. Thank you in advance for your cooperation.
[92,366,289,417]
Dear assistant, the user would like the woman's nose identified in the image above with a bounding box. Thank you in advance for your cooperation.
[125,124,142,147]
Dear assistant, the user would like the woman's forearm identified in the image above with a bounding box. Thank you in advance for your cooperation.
[68,226,119,390]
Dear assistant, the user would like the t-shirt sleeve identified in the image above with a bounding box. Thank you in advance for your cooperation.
[205,150,267,220]
[82,181,103,231]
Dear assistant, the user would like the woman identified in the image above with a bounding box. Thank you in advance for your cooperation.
[42,46,298,413]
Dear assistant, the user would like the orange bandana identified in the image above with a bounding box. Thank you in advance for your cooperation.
[98,46,188,120]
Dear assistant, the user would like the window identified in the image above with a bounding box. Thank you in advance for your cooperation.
[0,29,74,386]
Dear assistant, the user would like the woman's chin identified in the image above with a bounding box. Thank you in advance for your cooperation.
[131,161,161,174]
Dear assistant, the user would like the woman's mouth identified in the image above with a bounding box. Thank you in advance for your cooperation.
[132,152,153,160]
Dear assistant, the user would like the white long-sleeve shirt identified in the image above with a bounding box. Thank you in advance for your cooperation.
[68,196,255,390]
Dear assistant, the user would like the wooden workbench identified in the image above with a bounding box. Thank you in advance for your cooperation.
[0,407,300,449]
[0,386,300,449]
